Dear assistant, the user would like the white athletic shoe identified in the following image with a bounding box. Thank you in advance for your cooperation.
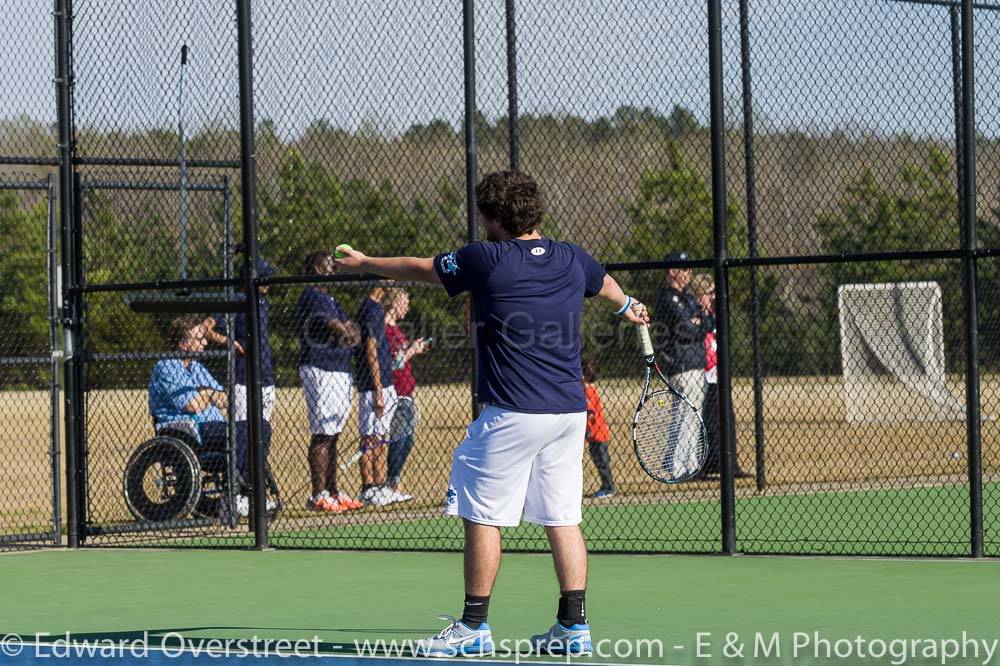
[380,486,413,505]
[530,622,593,656]
[361,486,391,506]
[236,494,278,516]
[413,615,494,657]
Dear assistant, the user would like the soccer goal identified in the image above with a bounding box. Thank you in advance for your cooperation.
[837,282,965,423]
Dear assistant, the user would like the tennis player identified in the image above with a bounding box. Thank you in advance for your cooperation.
[335,170,647,657]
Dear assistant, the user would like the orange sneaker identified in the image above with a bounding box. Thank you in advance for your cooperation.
[336,492,365,510]
[305,493,346,513]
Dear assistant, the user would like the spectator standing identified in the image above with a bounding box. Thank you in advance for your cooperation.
[582,359,616,499]
[652,251,712,479]
[383,288,429,495]
[294,251,364,513]
[204,258,280,511]
[354,286,410,506]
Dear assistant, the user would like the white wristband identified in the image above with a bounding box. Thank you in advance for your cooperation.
[615,295,633,317]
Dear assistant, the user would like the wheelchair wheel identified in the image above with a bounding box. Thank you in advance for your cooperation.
[123,436,201,522]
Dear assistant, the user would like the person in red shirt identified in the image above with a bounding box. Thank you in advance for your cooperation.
[384,288,429,494]
[582,359,616,498]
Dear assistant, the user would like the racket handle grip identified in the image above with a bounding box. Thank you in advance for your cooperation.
[637,324,654,358]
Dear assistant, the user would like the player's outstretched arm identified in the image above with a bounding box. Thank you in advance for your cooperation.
[597,273,649,325]
[335,247,442,285]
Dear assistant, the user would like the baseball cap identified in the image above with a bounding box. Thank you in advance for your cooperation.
[240,258,279,278]
[257,259,278,277]
[664,250,688,264]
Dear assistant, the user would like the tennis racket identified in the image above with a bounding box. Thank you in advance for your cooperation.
[338,448,364,472]
[631,322,709,483]
[338,398,419,471]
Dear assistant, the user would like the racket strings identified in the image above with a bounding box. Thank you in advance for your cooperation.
[634,389,708,482]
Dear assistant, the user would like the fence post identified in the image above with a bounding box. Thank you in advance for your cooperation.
[223,176,239,530]
[738,0,766,493]
[950,6,965,245]
[236,0,269,549]
[46,174,63,545]
[505,0,520,171]
[708,0,736,553]
[463,0,481,419]
[55,0,81,548]
[958,0,983,558]
[71,174,88,541]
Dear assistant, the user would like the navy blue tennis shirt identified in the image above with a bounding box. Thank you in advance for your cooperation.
[213,297,273,386]
[294,286,353,373]
[434,238,606,414]
[354,296,393,391]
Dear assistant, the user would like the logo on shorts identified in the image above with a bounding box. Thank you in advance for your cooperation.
[439,251,459,275]
[445,487,458,507]
[530,247,546,256]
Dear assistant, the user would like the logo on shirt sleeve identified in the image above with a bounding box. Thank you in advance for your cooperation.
[531,247,546,256]
[439,251,459,275]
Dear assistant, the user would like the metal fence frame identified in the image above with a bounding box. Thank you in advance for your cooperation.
[72,175,241,541]
[0,176,62,547]
[0,0,987,554]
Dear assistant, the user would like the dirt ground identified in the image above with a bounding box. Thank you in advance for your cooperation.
[4,373,1000,536]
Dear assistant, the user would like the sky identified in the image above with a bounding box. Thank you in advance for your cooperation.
[1,0,998,147]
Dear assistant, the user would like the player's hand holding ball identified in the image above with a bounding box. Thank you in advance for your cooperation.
[333,243,365,270]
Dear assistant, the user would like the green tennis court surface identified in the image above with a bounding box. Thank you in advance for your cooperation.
[2,548,999,665]
[158,482,984,555]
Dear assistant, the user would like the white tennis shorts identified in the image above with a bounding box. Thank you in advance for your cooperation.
[445,404,586,527]
[359,386,398,438]
[232,383,277,422]
[299,365,353,435]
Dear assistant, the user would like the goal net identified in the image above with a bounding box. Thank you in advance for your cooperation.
[837,282,965,423]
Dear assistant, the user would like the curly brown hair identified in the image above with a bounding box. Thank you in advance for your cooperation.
[167,315,204,349]
[303,250,332,276]
[475,170,545,236]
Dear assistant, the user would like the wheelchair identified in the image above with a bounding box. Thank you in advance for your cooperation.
[123,420,280,523]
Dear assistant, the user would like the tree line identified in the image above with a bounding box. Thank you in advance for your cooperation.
[2,108,999,388]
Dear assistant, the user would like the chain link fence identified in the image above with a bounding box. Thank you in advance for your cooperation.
[0,1,62,548]
[2,0,998,554]
[0,176,61,548]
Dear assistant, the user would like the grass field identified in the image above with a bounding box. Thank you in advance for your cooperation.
[2,549,999,665]
[3,375,1000,554]
[133,481,981,556]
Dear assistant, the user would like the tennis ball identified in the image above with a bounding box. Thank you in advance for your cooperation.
[334,244,354,259]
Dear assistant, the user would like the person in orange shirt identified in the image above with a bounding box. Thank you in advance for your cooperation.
[583,359,616,499]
